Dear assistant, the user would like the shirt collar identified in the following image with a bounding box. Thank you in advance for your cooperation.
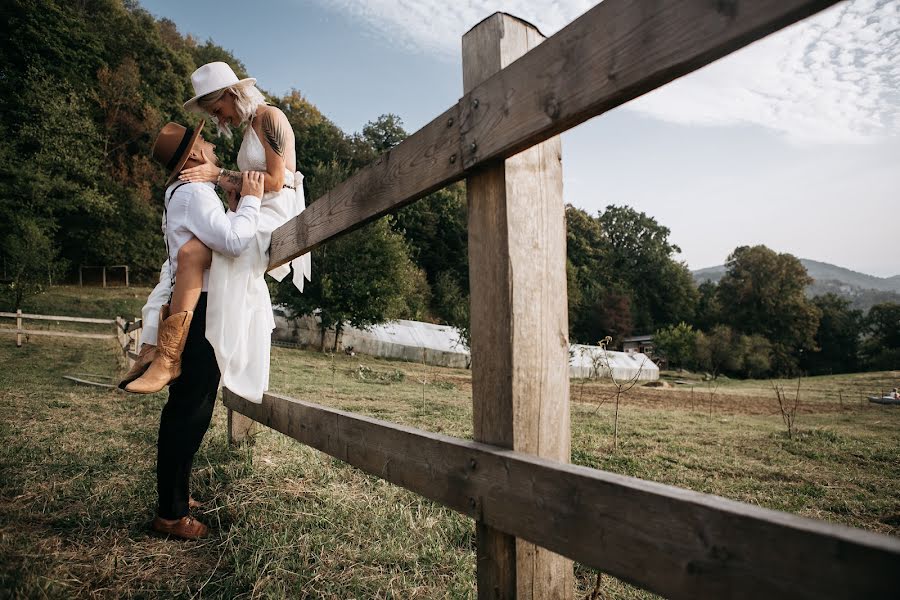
[165,180,215,193]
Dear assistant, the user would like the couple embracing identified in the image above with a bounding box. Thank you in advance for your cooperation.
[118,62,310,539]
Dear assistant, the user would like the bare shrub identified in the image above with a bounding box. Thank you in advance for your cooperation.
[773,378,802,439]
[598,336,646,450]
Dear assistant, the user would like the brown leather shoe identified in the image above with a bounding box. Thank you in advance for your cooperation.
[152,514,208,540]
[126,310,193,394]
[117,343,157,390]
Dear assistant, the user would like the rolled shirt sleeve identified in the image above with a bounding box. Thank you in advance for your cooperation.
[185,187,261,258]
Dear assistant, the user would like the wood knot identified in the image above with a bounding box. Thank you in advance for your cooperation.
[716,0,738,18]
[545,96,561,120]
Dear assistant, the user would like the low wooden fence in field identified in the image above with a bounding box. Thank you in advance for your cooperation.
[221,1,900,597]
[3,310,142,364]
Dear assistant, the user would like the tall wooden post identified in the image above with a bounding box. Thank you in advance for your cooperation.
[16,309,22,348]
[102,267,107,288]
[463,13,573,600]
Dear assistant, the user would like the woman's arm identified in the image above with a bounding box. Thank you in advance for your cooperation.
[257,106,291,192]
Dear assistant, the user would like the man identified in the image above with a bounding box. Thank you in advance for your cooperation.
[127,121,264,539]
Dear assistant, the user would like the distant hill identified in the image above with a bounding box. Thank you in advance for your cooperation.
[692,259,900,312]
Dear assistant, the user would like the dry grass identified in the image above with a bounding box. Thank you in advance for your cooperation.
[1,334,898,599]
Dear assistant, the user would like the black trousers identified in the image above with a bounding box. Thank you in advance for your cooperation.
[156,293,220,519]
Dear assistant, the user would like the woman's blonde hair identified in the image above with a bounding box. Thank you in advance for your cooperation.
[197,82,267,137]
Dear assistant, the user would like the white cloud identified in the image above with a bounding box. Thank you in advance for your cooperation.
[313,0,899,144]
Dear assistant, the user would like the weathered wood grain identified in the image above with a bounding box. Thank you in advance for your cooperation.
[463,13,572,600]
[227,406,257,446]
[266,0,840,269]
[223,389,900,600]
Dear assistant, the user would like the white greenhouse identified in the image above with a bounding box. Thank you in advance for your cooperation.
[568,344,659,381]
[273,308,658,380]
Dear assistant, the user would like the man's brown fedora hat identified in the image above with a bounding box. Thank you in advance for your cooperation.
[151,120,205,186]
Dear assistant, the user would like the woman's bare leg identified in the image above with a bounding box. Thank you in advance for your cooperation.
[170,237,212,314]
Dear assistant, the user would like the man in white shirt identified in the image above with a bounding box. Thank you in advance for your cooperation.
[135,121,264,540]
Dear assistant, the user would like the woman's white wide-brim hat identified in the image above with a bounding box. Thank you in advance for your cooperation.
[183,61,256,113]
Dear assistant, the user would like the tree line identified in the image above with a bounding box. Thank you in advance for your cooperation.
[2,0,896,375]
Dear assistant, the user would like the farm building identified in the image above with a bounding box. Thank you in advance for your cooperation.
[622,334,655,355]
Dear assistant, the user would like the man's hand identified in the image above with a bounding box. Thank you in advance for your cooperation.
[241,171,265,198]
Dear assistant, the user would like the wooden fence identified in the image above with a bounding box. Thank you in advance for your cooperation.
[224,1,900,598]
[3,311,141,364]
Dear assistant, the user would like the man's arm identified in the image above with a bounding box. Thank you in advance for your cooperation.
[184,172,264,258]
[139,260,173,346]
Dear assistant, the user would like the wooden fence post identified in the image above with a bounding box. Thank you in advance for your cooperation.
[463,13,573,600]
[16,309,22,347]
[226,398,257,446]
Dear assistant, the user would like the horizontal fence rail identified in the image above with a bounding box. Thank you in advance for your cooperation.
[16,329,116,340]
[3,312,139,352]
[268,0,841,269]
[0,312,116,325]
[224,389,900,600]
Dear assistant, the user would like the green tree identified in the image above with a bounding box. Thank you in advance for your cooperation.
[596,205,697,332]
[801,294,862,375]
[734,334,773,378]
[1,218,66,309]
[716,245,820,375]
[362,114,408,153]
[566,205,608,343]
[694,280,721,331]
[654,322,697,369]
[861,302,900,371]
[694,325,742,378]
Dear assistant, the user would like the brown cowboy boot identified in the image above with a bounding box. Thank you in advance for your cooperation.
[117,344,158,390]
[152,514,208,540]
[125,310,193,394]
[119,304,170,390]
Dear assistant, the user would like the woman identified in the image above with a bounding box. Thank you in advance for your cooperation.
[127,62,310,402]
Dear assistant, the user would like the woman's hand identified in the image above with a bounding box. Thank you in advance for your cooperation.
[179,161,220,183]
[241,171,265,198]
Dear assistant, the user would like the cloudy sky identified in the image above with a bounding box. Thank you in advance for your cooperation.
[140,0,899,276]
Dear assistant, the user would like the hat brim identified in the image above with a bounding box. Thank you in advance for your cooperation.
[165,119,206,186]
[183,77,257,113]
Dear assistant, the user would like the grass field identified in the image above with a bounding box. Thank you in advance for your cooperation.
[1,288,899,598]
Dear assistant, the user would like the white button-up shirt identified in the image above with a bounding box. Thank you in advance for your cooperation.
[140,181,261,345]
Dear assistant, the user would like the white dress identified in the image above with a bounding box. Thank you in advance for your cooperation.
[204,119,311,403]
